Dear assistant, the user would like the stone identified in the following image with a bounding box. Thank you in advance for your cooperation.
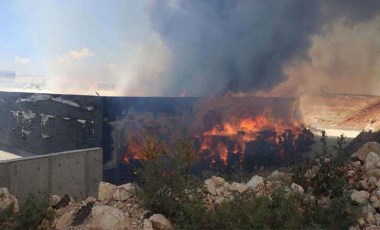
[370,195,379,204]
[55,212,73,230]
[223,182,231,188]
[229,182,249,194]
[203,179,216,195]
[211,176,225,187]
[365,152,380,171]
[372,200,380,209]
[375,213,380,226]
[357,142,380,162]
[0,188,19,212]
[49,195,61,207]
[214,197,225,206]
[113,187,133,201]
[366,212,377,225]
[149,214,173,230]
[357,216,366,226]
[363,203,377,214]
[351,151,359,160]
[351,161,362,168]
[346,170,356,177]
[247,175,264,189]
[366,169,380,179]
[85,196,97,203]
[351,190,370,204]
[98,182,117,201]
[359,180,370,190]
[290,183,304,194]
[215,187,226,196]
[143,219,154,230]
[87,206,128,230]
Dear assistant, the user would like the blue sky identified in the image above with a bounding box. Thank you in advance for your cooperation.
[0,0,152,76]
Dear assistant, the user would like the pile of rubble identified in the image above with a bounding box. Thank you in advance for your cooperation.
[349,142,380,229]
[0,183,173,230]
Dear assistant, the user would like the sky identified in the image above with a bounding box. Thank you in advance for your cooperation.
[0,0,153,90]
[0,0,379,96]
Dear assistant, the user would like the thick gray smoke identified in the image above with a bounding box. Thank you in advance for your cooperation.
[148,0,380,96]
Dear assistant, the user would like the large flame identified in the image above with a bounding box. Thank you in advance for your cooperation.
[198,107,302,165]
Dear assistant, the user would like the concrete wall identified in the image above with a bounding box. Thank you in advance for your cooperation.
[0,148,102,202]
[0,92,102,156]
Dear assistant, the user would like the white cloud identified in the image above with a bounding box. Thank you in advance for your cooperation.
[56,48,94,63]
[15,55,32,65]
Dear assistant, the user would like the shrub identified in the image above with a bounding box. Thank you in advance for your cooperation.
[15,194,55,230]
[138,136,206,228]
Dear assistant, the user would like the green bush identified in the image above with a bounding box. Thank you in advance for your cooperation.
[15,194,55,230]
[139,133,359,229]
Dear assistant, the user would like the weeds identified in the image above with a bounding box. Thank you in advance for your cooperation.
[138,132,358,229]
[16,194,55,230]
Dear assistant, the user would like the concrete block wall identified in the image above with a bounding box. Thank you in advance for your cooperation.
[0,148,102,202]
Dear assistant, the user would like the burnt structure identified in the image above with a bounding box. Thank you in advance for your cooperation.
[0,92,308,184]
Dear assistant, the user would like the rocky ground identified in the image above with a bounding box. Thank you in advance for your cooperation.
[3,140,380,229]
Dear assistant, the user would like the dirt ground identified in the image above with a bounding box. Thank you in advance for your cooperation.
[300,94,380,131]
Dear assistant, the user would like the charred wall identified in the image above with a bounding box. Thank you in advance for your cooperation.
[0,92,102,156]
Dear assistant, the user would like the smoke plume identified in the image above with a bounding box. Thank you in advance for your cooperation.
[146,0,380,96]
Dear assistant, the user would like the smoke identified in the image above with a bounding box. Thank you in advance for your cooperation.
[146,0,380,96]
[270,16,380,96]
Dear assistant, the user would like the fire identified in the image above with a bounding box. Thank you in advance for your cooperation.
[198,107,302,165]
[122,106,309,170]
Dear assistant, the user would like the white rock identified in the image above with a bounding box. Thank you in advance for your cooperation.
[247,175,264,189]
[85,196,97,203]
[203,179,216,195]
[366,212,376,225]
[143,219,154,230]
[55,212,73,230]
[369,177,378,187]
[211,176,225,187]
[215,186,227,196]
[363,203,377,214]
[214,197,225,206]
[98,182,117,201]
[365,152,380,170]
[375,213,380,226]
[149,214,173,230]
[268,170,282,180]
[113,185,133,201]
[290,183,304,194]
[87,206,128,230]
[49,195,61,207]
[223,182,231,188]
[230,182,249,194]
[372,200,380,209]
[359,180,370,190]
[366,169,380,179]
[370,195,379,204]
[357,216,366,226]
[346,170,356,177]
[351,190,370,204]
[351,161,362,168]
[356,142,380,162]
[304,169,318,180]
[0,188,19,212]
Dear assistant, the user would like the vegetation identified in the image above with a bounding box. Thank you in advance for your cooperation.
[138,133,359,229]
[0,194,55,230]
